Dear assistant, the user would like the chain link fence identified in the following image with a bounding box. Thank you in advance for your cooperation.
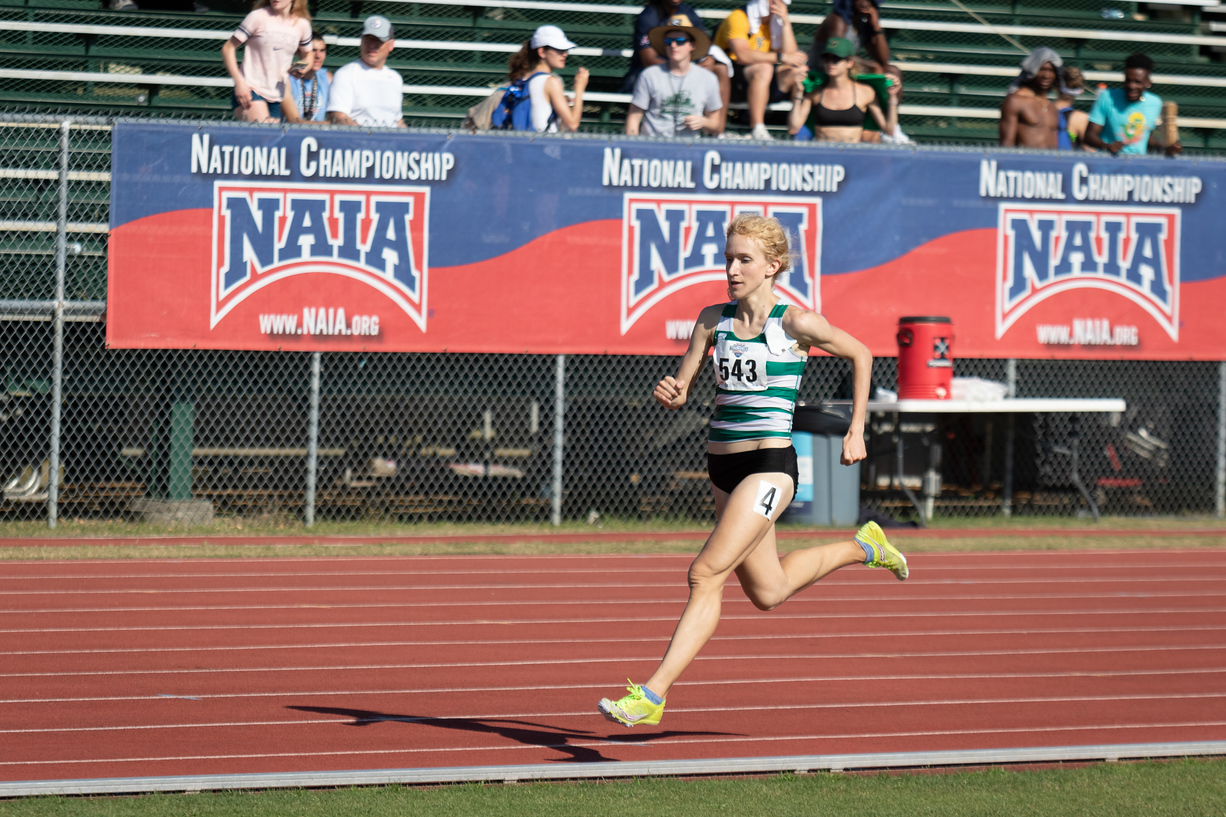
[1,116,1224,526]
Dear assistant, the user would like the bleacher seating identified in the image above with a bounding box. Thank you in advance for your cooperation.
[2,0,1226,148]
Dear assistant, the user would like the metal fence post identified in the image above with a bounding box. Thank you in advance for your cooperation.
[1217,360,1225,518]
[47,118,70,529]
[1002,358,1018,518]
[551,353,565,526]
[304,351,321,527]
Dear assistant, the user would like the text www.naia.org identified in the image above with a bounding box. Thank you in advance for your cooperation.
[258,308,380,337]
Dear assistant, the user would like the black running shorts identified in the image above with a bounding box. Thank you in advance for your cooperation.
[706,446,799,495]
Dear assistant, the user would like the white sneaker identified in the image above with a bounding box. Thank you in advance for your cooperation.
[750,124,772,140]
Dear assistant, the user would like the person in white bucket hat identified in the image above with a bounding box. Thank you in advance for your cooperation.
[503,24,589,131]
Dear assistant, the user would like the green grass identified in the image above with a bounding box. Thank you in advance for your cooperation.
[3,760,1225,816]
[0,515,1223,560]
[4,513,1224,540]
[0,516,712,539]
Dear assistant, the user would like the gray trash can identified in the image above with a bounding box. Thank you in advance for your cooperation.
[782,404,860,526]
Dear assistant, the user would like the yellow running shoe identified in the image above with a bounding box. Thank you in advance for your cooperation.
[598,680,665,727]
[855,521,909,581]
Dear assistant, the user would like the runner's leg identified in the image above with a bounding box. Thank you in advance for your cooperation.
[735,525,865,611]
[642,471,794,698]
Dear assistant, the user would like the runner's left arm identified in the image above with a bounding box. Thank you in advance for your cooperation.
[784,309,872,464]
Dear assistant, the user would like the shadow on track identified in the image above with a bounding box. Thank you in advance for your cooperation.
[287,705,740,764]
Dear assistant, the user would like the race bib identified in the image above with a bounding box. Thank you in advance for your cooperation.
[713,334,768,392]
[753,479,781,519]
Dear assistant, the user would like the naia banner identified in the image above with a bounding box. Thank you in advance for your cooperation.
[107,121,1226,359]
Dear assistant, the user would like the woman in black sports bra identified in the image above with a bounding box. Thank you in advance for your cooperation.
[788,36,898,142]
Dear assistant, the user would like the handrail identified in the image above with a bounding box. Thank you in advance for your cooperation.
[4,68,1226,127]
[893,61,1226,89]
[0,5,1221,48]
[6,25,1226,90]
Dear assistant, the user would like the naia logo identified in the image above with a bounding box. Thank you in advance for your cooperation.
[620,193,820,334]
[211,181,429,329]
[997,203,1180,341]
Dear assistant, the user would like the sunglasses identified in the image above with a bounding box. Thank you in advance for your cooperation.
[663,36,692,46]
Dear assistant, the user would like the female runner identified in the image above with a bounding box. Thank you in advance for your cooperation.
[598,213,908,728]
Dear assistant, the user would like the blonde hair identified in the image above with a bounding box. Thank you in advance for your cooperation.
[726,213,792,277]
[253,0,311,21]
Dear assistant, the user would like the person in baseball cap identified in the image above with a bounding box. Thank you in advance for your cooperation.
[361,14,393,42]
[821,35,854,60]
[326,14,405,126]
[499,24,589,131]
[787,32,898,140]
[530,24,577,51]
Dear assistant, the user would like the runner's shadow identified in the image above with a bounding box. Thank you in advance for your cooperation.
[287,705,739,764]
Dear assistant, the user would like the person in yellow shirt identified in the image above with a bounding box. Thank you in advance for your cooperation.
[713,0,807,139]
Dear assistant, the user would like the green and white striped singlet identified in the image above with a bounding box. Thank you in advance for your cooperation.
[709,302,807,443]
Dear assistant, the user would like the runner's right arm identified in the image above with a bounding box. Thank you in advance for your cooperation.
[654,304,721,409]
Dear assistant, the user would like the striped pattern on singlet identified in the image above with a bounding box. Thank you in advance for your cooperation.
[709,302,806,443]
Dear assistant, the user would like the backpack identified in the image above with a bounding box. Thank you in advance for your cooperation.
[462,85,509,131]
[490,72,548,131]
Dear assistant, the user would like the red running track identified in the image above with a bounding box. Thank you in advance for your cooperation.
[1,548,1224,782]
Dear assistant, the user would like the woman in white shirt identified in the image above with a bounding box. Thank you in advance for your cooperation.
[505,25,589,132]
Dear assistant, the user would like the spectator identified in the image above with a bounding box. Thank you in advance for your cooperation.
[713,0,807,140]
[221,0,313,123]
[284,35,331,123]
[1056,65,1091,150]
[327,16,405,127]
[1084,53,1179,156]
[807,0,889,73]
[503,25,589,133]
[625,16,724,136]
[623,0,732,134]
[999,46,1061,148]
[787,37,897,142]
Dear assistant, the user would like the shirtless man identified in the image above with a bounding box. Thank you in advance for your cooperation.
[999,56,1059,148]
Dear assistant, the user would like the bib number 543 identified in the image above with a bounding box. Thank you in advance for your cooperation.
[718,357,758,384]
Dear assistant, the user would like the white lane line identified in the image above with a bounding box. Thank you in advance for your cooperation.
[4,671,1224,705]
[6,562,1226,580]
[4,643,1224,679]
[5,719,1226,766]
[5,687,1226,735]
[3,606,1224,634]
[3,575,1224,596]
[7,589,1226,616]
[6,623,1222,656]
[0,588,1221,613]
